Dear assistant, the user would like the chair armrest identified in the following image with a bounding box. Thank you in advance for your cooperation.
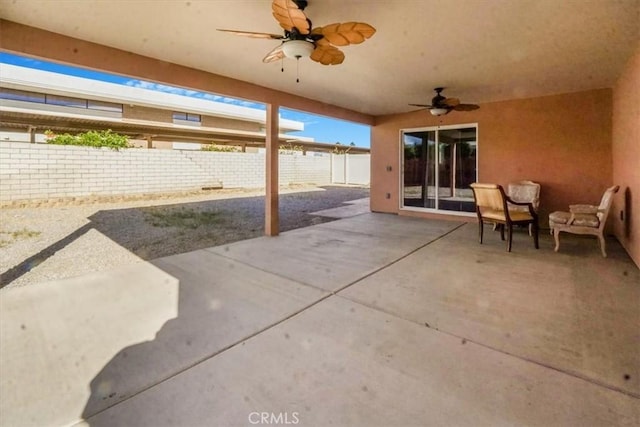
[506,197,537,217]
[569,204,599,214]
[506,197,532,207]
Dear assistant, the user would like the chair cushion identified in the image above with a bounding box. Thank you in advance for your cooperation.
[508,204,531,213]
[508,210,535,221]
[549,211,600,227]
[481,209,533,222]
[569,204,599,214]
[481,209,506,221]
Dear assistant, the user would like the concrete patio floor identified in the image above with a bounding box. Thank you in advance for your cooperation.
[1,212,638,426]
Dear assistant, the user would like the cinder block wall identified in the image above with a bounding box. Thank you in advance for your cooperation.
[0,142,332,203]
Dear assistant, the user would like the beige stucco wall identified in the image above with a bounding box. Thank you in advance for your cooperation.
[371,89,614,226]
[123,105,172,122]
[612,44,640,268]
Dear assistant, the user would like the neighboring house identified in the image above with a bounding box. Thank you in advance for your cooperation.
[0,64,369,154]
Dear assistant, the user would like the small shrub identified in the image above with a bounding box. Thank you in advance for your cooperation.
[0,228,41,248]
[201,144,240,152]
[279,143,304,155]
[45,129,130,150]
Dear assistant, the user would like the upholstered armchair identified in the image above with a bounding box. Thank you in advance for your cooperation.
[548,185,619,257]
[470,183,539,252]
[507,180,541,235]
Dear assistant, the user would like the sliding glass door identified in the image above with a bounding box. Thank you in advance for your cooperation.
[401,124,477,214]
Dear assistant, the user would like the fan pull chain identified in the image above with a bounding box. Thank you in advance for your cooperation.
[296,58,300,83]
[281,57,284,73]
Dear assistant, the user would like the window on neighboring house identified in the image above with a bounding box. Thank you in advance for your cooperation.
[87,100,123,113]
[173,112,201,122]
[0,88,123,114]
[0,87,46,103]
[46,94,87,108]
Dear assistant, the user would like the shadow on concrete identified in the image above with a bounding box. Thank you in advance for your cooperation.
[79,242,327,425]
[0,186,369,287]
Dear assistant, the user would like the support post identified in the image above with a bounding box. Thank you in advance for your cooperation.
[28,126,36,143]
[265,103,279,236]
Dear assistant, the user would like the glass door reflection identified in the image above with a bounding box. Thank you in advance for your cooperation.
[402,126,477,213]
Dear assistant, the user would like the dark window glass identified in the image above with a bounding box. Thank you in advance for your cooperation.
[46,94,87,108]
[87,100,123,113]
[173,112,201,122]
[0,88,46,103]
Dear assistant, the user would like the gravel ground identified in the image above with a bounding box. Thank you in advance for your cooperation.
[0,185,369,289]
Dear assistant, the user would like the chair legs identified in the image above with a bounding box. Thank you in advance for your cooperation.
[553,228,561,252]
[555,229,607,257]
[479,220,538,252]
[598,235,607,257]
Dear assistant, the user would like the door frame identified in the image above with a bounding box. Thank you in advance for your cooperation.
[398,122,478,217]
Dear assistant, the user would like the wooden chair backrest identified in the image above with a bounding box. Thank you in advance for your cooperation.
[470,183,507,212]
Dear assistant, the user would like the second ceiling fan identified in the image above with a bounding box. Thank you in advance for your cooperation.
[218,0,376,66]
[411,88,480,116]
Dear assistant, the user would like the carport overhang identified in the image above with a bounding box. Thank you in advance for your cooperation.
[0,20,375,236]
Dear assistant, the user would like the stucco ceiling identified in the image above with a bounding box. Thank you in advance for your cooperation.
[1,0,638,117]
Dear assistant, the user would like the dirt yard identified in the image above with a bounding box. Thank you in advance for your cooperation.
[0,185,369,289]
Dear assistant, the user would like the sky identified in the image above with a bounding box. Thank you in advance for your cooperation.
[0,53,371,147]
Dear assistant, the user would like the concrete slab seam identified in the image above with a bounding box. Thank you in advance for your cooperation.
[329,222,468,295]
[79,291,335,424]
[336,286,640,400]
[81,223,468,422]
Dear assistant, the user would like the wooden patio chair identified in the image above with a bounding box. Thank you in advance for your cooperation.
[470,183,539,252]
[549,185,619,257]
[507,180,541,236]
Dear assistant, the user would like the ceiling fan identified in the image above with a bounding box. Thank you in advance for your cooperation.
[217,0,376,68]
[410,88,480,116]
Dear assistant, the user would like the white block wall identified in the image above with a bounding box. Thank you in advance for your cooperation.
[0,142,333,203]
[331,154,371,185]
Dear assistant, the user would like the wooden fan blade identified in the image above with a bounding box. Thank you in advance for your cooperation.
[444,97,460,107]
[217,29,284,40]
[310,29,331,46]
[320,22,376,46]
[263,44,285,63]
[310,45,345,65]
[453,104,480,111]
[272,0,310,34]
[409,104,432,108]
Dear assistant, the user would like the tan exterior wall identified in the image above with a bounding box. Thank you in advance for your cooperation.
[122,105,261,132]
[201,116,261,132]
[371,89,613,226]
[123,105,172,122]
[612,44,640,268]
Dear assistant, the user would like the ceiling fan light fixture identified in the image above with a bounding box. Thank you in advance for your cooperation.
[282,40,314,59]
[430,108,449,116]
